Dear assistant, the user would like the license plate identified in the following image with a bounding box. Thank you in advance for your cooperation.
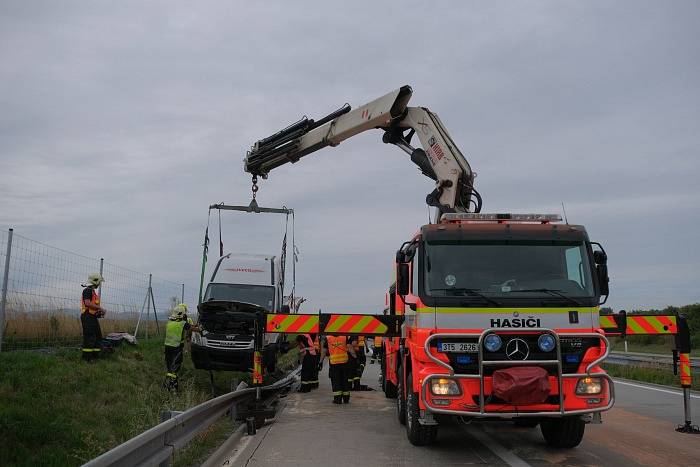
[438,342,477,353]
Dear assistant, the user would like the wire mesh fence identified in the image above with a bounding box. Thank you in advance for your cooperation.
[0,228,197,351]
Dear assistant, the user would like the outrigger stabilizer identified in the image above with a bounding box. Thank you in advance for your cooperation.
[601,310,698,434]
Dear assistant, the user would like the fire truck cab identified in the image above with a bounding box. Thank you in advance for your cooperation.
[383,212,612,446]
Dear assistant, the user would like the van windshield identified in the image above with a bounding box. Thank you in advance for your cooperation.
[204,284,275,311]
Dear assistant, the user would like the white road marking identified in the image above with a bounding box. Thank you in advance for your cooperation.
[614,379,700,399]
[469,425,532,467]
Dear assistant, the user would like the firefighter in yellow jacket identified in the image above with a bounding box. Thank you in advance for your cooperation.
[80,273,106,362]
[164,304,200,391]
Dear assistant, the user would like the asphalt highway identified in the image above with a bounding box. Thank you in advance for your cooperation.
[216,362,700,467]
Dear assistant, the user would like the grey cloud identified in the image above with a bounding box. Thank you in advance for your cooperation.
[1,0,699,314]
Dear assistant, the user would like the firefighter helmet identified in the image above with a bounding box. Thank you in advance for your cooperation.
[170,303,188,321]
[87,273,104,286]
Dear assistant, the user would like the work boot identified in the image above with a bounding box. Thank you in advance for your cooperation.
[353,380,361,391]
[333,395,342,404]
[342,395,350,404]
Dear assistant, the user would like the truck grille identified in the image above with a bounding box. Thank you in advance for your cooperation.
[204,339,253,350]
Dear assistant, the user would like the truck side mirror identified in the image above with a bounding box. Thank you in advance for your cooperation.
[593,250,607,265]
[596,264,609,297]
[397,263,410,296]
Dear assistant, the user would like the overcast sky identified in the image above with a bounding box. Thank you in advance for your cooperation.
[1,1,699,314]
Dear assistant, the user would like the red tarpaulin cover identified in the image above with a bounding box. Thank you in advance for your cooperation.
[492,366,551,405]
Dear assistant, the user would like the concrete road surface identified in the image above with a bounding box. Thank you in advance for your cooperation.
[216,362,700,466]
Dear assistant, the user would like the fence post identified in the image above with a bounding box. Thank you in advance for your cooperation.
[146,274,152,339]
[0,228,13,352]
[181,283,185,304]
[98,258,104,296]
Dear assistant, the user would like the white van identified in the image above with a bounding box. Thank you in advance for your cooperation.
[191,254,287,372]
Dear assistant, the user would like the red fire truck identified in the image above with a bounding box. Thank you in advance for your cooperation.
[380,212,612,447]
[245,85,613,447]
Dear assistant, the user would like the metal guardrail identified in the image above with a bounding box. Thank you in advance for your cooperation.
[606,351,699,370]
[82,367,300,467]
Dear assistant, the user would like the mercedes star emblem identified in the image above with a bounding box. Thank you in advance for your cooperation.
[505,338,529,360]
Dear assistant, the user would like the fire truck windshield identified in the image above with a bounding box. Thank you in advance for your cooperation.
[424,241,595,300]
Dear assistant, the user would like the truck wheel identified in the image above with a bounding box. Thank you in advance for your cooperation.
[383,351,397,398]
[405,371,438,446]
[396,364,406,425]
[540,417,585,448]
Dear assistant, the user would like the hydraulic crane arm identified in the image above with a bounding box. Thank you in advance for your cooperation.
[244,85,482,216]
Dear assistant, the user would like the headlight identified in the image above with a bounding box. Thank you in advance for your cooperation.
[576,377,602,395]
[430,378,461,396]
[191,332,202,345]
[484,334,502,352]
[537,333,556,352]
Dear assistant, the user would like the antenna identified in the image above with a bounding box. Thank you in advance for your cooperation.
[561,201,569,225]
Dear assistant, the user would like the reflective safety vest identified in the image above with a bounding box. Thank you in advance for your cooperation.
[327,335,348,365]
[81,288,100,315]
[165,320,187,347]
[302,334,317,356]
[313,334,320,352]
[353,336,366,351]
[374,336,382,347]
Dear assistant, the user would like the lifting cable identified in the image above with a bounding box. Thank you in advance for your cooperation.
[197,208,212,304]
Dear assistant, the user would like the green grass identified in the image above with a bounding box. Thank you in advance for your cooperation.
[608,336,699,357]
[0,339,256,467]
[603,363,700,392]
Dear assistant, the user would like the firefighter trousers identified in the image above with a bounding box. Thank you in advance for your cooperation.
[347,355,359,389]
[299,352,316,392]
[165,345,184,390]
[81,313,102,361]
[308,354,319,389]
[357,350,366,378]
[329,362,350,401]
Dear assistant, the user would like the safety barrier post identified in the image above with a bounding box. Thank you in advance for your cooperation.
[674,315,699,434]
[0,228,13,352]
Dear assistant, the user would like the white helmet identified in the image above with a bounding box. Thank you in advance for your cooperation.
[87,273,104,286]
[170,303,188,320]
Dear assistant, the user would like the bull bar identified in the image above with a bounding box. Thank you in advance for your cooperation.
[420,328,615,418]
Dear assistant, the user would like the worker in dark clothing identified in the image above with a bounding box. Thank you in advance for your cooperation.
[370,336,382,364]
[164,303,200,391]
[320,335,356,404]
[80,273,106,362]
[353,335,368,390]
[346,335,359,390]
[296,334,317,392]
[310,333,321,389]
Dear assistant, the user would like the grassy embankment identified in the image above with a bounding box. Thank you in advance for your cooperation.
[603,334,699,391]
[0,337,299,467]
[602,362,699,391]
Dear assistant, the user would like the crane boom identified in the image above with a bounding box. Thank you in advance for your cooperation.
[244,85,482,216]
